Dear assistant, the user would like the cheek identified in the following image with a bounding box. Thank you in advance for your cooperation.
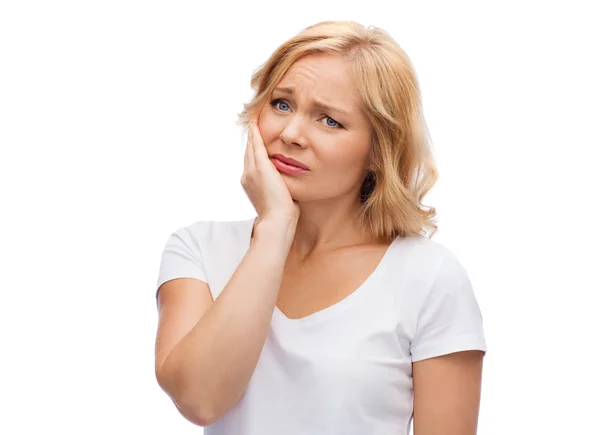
[322,143,364,167]
[317,143,370,177]
[257,111,279,143]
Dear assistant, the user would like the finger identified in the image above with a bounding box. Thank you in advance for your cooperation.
[249,120,261,168]
[247,123,256,171]
[250,121,270,166]
[243,126,251,172]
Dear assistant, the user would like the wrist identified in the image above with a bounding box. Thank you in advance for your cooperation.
[253,217,297,244]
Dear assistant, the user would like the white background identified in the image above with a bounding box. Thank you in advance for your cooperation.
[1,1,598,433]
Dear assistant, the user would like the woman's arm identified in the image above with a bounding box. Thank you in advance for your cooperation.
[412,350,485,435]
[156,218,296,426]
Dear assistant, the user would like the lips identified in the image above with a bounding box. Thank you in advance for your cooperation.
[270,154,309,170]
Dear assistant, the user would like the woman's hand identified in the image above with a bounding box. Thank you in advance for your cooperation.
[241,116,300,227]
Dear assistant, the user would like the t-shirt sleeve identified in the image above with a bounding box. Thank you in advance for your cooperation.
[155,225,207,305]
[410,252,487,362]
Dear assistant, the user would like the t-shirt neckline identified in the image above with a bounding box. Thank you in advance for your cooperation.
[243,217,399,327]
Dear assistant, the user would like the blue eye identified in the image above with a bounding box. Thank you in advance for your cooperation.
[273,100,290,111]
[325,117,340,128]
[269,99,343,129]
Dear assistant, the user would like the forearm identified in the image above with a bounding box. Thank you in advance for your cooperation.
[158,219,295,424]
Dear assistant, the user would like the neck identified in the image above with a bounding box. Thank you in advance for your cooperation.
[288,196,375,262]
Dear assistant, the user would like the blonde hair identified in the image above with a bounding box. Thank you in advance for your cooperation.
[237,20,439,241]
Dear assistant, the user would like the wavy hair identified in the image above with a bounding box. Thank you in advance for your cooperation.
[236,20,439,241]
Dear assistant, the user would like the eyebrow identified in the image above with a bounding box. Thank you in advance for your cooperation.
[273,86,351,117]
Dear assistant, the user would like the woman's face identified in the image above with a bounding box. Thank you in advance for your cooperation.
[258,53,372,204]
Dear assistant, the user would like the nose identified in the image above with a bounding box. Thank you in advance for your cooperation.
[279,117,308,148]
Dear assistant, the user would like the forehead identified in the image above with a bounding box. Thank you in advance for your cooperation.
[276,54,361,112]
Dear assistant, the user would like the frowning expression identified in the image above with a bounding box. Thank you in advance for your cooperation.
[258,53,372,202]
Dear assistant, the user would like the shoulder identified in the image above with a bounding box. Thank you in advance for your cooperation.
[392,233,463,275]
[406,235,472,295]
[182,218,244,237]
[408,237,482,330]
[388,234,474,315]
[397,237,487,361]
[168,217,255,245]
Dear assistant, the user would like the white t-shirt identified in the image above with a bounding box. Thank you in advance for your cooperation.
[155,217,487,435]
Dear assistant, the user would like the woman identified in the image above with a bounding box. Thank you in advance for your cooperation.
[154,20,487,435]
